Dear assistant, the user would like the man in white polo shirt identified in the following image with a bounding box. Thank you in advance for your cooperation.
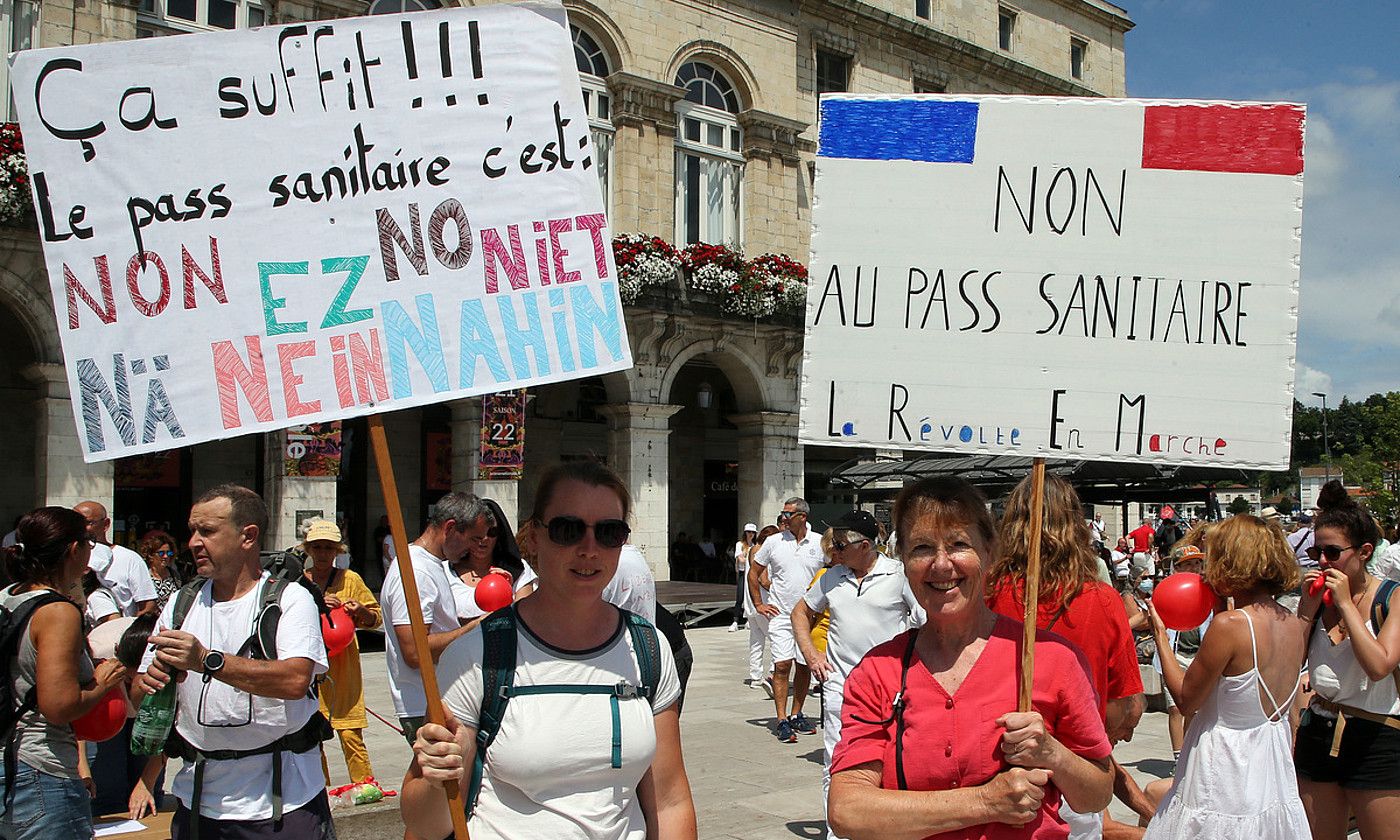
[749,496,824,743]
[793,509,923,837]
[76,500,157,616]
[380,493,478,747]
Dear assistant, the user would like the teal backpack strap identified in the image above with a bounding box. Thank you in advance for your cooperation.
[1372,578,1398,636]
[466,606,519,819]
[622,611,662,706]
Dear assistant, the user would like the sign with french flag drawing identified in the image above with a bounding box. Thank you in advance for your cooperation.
[799,95,1305,470]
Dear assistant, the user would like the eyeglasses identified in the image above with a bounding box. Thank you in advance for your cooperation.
[545,516,631,549]
[155,550,175,558]
[832,538,869,552]
[1306,544,1356,562]
[472,528,500,543]
[777,511,804,521]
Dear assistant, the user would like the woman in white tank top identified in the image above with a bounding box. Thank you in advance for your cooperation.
[1294,497,1400,839]
[1143,514,1310,839]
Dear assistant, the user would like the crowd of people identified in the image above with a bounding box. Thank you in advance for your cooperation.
[1,470,1397,839]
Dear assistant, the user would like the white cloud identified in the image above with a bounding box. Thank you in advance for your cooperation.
[1295,364,1332,397]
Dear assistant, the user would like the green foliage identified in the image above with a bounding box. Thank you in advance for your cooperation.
[1227,495,1252,515]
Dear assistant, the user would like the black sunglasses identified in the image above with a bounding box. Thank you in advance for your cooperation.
[1306,544,1356,562]
[831,538,868,552]
[545,516,631,549]
[473,528,500,542]
[777,511,804,521]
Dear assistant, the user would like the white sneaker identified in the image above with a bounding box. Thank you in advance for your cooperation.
[727,622,739,632]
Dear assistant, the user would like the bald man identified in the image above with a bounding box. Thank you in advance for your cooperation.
[76,501,158,617]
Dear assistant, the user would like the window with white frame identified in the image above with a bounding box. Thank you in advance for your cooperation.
[573,25,613,213]
[138,0,266,35]
[1070,37,1087,80]
[998,7,1016,52]
[0,0,38,121]
[674,61,743,248]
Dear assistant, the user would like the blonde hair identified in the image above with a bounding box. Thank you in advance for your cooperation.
[1203,514,1298,596]
[990,474,1098,612]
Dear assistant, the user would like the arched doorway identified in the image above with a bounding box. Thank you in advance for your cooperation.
[665,356,740,582]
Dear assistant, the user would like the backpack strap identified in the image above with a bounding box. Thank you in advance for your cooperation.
[466,605,519,819]
[169,577,207,632]
[1371,578,1400,695]
[622,610,662,706]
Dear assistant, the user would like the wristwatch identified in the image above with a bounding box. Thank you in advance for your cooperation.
[201,649,226,677]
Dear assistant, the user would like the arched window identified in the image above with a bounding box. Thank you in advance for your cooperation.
[674,61,743,247]
[572,25,613,212]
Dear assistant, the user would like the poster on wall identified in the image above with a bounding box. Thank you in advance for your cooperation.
[284,421,342,477]
[478,389,525,479]
[800,94,1305,469]
[11,0,628,464]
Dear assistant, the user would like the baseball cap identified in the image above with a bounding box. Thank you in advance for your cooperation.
[743,523,758,533]
[304,520,342,544]
[829,510,879,541]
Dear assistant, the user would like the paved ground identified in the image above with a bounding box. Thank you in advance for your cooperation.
[302,624,1178,837]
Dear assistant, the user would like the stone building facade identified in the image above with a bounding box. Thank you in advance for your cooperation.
[0,0,1130,583]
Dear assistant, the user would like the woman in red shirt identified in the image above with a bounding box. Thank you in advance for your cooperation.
[828,476,1112,840]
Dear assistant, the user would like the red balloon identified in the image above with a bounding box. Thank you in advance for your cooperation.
[72,686,127,742]
[1153,572,1216,630]
[321,606,356,658]
[1308,575,1334,606]
[474,573,513,613]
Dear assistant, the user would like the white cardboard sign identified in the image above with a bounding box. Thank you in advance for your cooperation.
[10,1,626,463]
[801,95,1304,470]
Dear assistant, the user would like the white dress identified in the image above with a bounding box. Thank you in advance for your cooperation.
[1144,612,1310,838]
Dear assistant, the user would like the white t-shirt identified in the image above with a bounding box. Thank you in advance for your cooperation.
[382,534,398,572]
[85,587,120,627]
[381,544,461,717]
[753,529,825,614]
[445,562,539,622]
[140,572,328,820]
[602,545,657,624]
[803,555,923,683]
[89,543,157,616]
[438,612,681,840]
[733,541,749,572]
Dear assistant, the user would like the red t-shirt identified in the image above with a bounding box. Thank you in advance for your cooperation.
[831,618,1111,840]
[1128,524,1154,553]
[988,581,1143,720]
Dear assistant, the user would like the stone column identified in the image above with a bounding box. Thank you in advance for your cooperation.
[732,411,804,528]
[22,363,113,511]
[263,430,338,551]
[598,402,682,580]
[449,397,520,527]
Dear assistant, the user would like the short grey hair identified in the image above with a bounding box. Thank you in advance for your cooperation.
[784,497,810,515]
[430,492,495,531]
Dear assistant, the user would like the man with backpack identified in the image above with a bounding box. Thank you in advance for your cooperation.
[137,485,333,839]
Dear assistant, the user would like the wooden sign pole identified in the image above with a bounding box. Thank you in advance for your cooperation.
[368,414,471,840]
[1017,457,1046,713]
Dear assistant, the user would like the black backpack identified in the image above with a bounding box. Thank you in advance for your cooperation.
[1,588,77,805]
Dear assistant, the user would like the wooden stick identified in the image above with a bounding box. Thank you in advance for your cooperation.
[1018,456,1046,713]
[368,414,471,840]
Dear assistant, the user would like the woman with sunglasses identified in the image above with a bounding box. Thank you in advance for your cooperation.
[446,497,536,628]
[1294,496,1400,839]
[403,461,697,839]
[1,507,128,840]
[828,477,1111,839]
[136,531,181,614]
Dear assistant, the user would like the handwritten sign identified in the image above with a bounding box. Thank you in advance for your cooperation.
[10,1,627,463]
[800,95,1304,469]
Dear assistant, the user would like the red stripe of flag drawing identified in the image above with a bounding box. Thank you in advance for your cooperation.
[1141,103,1304,176]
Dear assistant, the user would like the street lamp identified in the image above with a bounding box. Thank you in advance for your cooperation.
[1312,392,1331,483]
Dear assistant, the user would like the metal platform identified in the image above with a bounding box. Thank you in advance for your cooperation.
[657,580,736,627]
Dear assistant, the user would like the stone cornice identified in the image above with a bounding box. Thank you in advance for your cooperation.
[1043,0,1134,34]
[738,109,814,162]
[608,72,687,133]
[800,0,1107,97]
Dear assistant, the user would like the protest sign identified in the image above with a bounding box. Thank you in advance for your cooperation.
[800,95,1304,469]
[10,0,627,463]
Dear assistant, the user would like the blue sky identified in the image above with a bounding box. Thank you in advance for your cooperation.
[1124,1,1400,403]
